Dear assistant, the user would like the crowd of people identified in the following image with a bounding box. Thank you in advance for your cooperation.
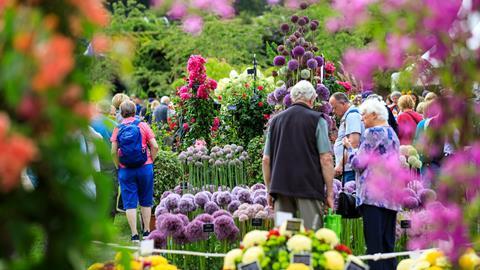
[263,80,444,270]
[91,94,174,242]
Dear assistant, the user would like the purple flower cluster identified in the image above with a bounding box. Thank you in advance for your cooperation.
[178,144,249,167]
[401,180,437,210]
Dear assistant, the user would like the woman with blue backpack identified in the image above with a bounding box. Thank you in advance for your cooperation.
[111,100,159,242]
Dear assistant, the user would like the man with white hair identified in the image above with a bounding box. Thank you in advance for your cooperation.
[262,80,334,230]
[389,91,402,117]
[153,96,170,124]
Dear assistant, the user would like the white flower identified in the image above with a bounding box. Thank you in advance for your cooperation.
[241,230,268,249]
[241,246,264,264]
[229,70,239,79]
[223,249,243,270]
[396,258,415,270]
[286,235,312,253]
[314,228,339,248]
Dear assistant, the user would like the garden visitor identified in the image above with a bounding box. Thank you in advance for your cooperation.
[111,100,159,242]
[425,91,438,102]
[343,98,401,270]
[410,92,420,111]
[91,100,119,218]
[397,95,423,145]
[112,93,130,123]
[364,93,399,135]
[143,99,160,124]
[388,91,402,117]
[153,96,170,125]
[131,95,144,116]
[416,101,427,115]
[329,92,364,183]
[262,80,334,230]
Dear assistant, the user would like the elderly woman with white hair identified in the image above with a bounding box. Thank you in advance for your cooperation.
[262,80,334,230]
[343,98,401,270]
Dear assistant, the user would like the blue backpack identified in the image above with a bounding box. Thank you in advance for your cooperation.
[117,120,147,168]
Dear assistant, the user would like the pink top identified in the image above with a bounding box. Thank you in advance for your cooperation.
[397,111,423,145]
[111,117,155,168]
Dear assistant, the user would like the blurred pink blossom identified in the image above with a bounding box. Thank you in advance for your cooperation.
[167,2,188,19]
[342,46,386,86]
[182,16,204,36]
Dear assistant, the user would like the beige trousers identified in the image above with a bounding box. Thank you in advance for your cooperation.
[274,195,324,230]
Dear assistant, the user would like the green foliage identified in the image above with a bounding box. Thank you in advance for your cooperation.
[153,150,182,201]
[246,135,266,185]
[205,58,235,81]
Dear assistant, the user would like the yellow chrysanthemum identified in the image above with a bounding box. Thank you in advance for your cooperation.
[314,228,339,248]
[424,250,444,266]
[458,249,480,270]
[286,263,310,270]
[286,235,312,253]
[397,258,415,270]
[223,248,243,270]
[242,246,265,265]
[324,250,345,270]
[242,230,269,249]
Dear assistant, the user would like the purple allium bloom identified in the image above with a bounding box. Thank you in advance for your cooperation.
[147,229,167,248]
[408,180,424,192]
[280,23,290,33]
[231,186,243,196]
[252,203,264,213]
[291,15,299,23]
[155,213,166,230]
[288,59,300,71]
[403,188,417,198]
[177,200,193,216]
[333,179,342,191]
[315,56,324,67]
[204,190,213,198]
[194,192,209,208]
[195,213,214,224]
[303,16,310,23]
[294,31,302,38]
[155,206,168,218]
[318,103,333,114]
[239,214,249,222]
[255,210,268,219]
[204,201,220,215]
[419,189,437,205]
[300,2,308,9]
[216,191,232,206]
[312,20,319,26]
[227,200,241,213]
[251,183,266,191]
[159,213,184,235]
[316,84,330,102]
[297,18,307,26]
[277,45,285,53]
[289,35,297,43]
[267,92,278,105]
[283,94,292,107]
[238,203,250,211]
[273,55,286,66]
[211,191,219,204]
[253,196,268,207]
[226,226,240,242]
[164,194,181,211]
[185,220,208,242]
[173,228,189,245]
[403,196,420,209]
[161,191,172,200]
[292,46,305,57]
[182,193,195,203]
[273,86,288,101]
[310,22,318,31]
[237,189,253,204]
[176,213,190,226]
[253,190,267,198]
[344,181,356,194]
[307,58,318,69]
[213,209,232,219]
[303,51,314,60]
[213,215,238,241]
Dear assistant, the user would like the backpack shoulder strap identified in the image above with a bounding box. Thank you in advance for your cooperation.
[132,119,141,126]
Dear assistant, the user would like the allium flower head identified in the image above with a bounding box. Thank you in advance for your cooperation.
[176,213,190,226]
[213,209,232,219]
[273,55,286,66]
[307,58,318,69]
[251,183,266,191]
[298,18,307,26]
[178,198,196,214]
[316,84,330,102]
[173,227,189,245]
[277,45,285,53]
[216,191,233,206]
[253,196,268,207]
[267,92,278,105]
[155,206,168,218]
[304,51,314,60]
[284,94,292,107]
[159,213,184,235]
[300,69,310,79]
[288,59,300,71]
[204,201,220,214]
[147,229,167,248]
[403,196,420,209]
[195,213,214,224]
[253,190,267,198]
[280,23,290,33]
[318,102,333,114]
[237,189,253,204]
[214,215,238,241]
[315,56,324,67]
[185,220,208,242]
[292,46,305,57]
[194,191,209,208]
[291,15,299,23]
[164,193,181,211]
[227,200,241,213]
[273,86,288,100]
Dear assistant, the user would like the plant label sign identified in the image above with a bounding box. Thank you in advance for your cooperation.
[238,261,261,270]
[181,182,189,190]
[203,223,214,233]
[345,259,369,270]
[286,219,303,233]
[292,253,312,266]
[251,218,263,227]
[275,211,293,227]
[400,220,411,229]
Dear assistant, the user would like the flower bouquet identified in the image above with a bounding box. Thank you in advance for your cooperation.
[178,142,250,188]
[397,249,480,270]
[223,223,364,270]
[88,253,177,270]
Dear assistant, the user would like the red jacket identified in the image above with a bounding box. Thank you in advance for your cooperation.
[397,110,423,145]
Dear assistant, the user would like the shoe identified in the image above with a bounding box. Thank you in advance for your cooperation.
[131,234,140,243]
[143,231,150,238]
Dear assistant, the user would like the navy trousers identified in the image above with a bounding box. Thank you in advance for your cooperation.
[360,204,397,270]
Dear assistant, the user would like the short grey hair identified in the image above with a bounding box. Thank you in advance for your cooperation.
[160,96,170,104]
[290,80,317,102]
[331,92,350,104]
[120,100,136,118]
[96,100,111,115]
[359,98,388,121]
[391,91,402,98]
[366,94,385,104]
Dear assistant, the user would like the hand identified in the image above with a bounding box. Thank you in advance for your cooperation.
[326,193,335,210]
[267,194,274,209]
[334,164,342,177]
[342,137,352,149]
